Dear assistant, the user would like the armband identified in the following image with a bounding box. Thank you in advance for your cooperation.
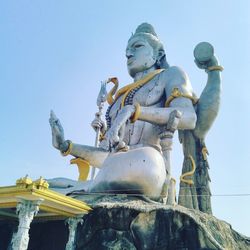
[61,140,73,156]
[165,88,198,107]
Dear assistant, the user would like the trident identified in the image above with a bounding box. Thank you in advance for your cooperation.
[90,81,108,180]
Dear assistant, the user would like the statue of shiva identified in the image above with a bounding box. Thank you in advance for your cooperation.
[49,23,222,213]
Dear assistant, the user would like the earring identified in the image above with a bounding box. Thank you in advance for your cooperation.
[156,59,161,67]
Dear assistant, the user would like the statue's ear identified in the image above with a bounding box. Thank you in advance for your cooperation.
[155,49,167,68]
[157,50,165,62]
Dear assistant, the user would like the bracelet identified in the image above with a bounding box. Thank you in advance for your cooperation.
[130,103,141,123]
[99,132,106,141]
[61,140,73,156]
[207,65,224,72]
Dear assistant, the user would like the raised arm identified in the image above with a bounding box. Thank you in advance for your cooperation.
[49,111,108,167]
[193,55,222,140]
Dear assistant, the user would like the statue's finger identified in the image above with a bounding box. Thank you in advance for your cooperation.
[194,59,202,68]
[53,125,60,134]
[49,118,53,126]
[112,135,120,144]
[194,59,206,69]
[208,55,219,67]
[50,110,57,120]
[49,119,57,128]
[55,120,64,134]
[95,121,102,128]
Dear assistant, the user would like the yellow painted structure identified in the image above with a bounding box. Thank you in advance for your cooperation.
[70,158,90,181]
[0,176,92,220]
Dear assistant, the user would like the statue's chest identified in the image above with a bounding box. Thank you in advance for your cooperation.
[132,77,165,106]
[107,77,165,123]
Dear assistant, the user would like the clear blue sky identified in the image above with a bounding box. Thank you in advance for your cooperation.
[1,0,250,236]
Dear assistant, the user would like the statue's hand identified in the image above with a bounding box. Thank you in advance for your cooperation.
[193,42,220,72]
[105,105,135,150]
[49,110,65,150]
[195,55,219,70]
[91,112,107,134]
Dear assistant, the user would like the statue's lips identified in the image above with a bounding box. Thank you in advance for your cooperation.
[127,57,134,65]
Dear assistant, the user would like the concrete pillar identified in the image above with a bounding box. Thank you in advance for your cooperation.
[65,216,83,250]
[11,199,42,250]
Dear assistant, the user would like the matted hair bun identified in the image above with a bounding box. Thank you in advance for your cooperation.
[135,23,158,37]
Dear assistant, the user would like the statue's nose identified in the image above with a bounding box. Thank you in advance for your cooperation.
[126,49,134,59]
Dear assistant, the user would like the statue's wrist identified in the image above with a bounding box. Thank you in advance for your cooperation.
[60,140,73,156]
[205,65,224,73]
[130,103,141,123]
[101,122,107,134]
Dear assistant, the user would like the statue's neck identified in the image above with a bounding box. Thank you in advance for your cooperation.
[133,67,157,82]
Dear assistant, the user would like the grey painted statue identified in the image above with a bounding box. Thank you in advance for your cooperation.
[49,23,222,213]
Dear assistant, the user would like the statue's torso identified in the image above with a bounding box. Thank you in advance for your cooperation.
[108,72,167,149]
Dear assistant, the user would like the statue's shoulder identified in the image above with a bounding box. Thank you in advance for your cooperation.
[162,66,188,81]
[161,66,193,96]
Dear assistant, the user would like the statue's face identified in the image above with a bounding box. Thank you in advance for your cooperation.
[126,36,156,77]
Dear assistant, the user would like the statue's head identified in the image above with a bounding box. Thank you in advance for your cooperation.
[126,23,168,77]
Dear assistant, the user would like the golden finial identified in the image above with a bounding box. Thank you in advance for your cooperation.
[33,177,49,189]
[16,175,33,187]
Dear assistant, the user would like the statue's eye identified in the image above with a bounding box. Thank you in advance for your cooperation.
[134,44,144,48]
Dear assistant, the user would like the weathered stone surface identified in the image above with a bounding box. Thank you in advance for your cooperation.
[74,195,250,250]
[1,196,249,250]
[76,207,139,249]
[77,228,136,250]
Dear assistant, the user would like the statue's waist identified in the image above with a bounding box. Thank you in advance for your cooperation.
[127,143,161,153]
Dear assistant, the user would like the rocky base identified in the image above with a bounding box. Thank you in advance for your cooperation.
[1,195,249,250]
[74,195,250,250]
